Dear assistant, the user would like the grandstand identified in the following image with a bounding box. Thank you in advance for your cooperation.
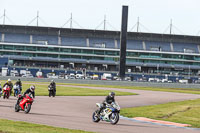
[0,24,200,77]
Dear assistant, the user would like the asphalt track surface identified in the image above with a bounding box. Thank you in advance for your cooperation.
[0,85,200,133]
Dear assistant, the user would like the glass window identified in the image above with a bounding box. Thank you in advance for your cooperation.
[105,51,117,55]
[3,45,13,50]
[48,47,59,52]
[60,48,71,53]
[82,49,93,54]
[60,55,70,58]
[94,50,104,55]
[82,56,91,60]
[71,49,81,53]
[26,46,36,51]
[71,55,81,59]
[15,46,25,50]
[37,47,47,51]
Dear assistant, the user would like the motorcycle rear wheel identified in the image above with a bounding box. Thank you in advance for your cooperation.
[24,103,31,114]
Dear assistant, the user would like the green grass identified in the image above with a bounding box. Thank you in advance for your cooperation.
[0,80,136,96]
[120,99,200,128]
[55,83,200,95]
[2,80,200,95]
[0,119,92,133]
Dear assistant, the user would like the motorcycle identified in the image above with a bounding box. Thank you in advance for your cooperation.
[48,85,56,97]
[92,102,120,125]
[0,89,2,98]
[15,93,34,114]
[3,85,11,99]
[13,85,21,97]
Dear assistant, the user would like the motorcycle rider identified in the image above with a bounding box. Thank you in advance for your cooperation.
[3,79,13,94]
[14,79,22,92]
[17,85,35,104]
[97,92,116,115]
[0,83,2,96]
[48,80,56,93]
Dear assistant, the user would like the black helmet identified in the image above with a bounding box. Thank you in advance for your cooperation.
[109,92,115,98]
[18,79,21,81]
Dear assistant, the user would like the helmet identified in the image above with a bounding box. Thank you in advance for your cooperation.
[109,92,115,98]
[30,85,35,92]
[8,79,11,82]
[18,79,21,81]
[51,80,54,83]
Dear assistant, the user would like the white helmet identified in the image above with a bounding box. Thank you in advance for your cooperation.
[8,79,11,82]
[30,85,35,92]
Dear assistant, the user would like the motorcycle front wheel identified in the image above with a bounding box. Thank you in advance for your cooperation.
[3,93,6,99]
[15,103,20,112]
[92,111,100,123]
[24,103,31,114]
[110,112,119,125]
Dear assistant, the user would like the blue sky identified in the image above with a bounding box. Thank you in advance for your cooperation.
[0,0,199,35]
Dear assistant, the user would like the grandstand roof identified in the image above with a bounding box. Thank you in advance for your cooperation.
[0,24,200,44]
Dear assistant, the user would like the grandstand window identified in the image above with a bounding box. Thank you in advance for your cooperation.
[194,56,200,61]
[94,50,104,55]
[93,57,104,60]
[14,46,25,50]
[105,57,114,61]
[26,46,36,51]
[47,47,59,52]
[21,53,34,57]
[60,55,70,58]
[48,54,58,58]
[82,49,93,54]
[60,48,71,53]
[127,52,138,57]
[0,45,2,49]
[37,47,47,52]
[71,49,81,53]
[37,53,47,57]
[172,55,183,59]
[183,55,194,60]
[105,51,117,55]
[82,56,90,60]
[162,54,172,59]
[3,45,14,50]
[71,55,81,59]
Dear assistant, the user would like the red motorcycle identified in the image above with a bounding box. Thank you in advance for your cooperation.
[3,85,10,99]
[15,94,34,114]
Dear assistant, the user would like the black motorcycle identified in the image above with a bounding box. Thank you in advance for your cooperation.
[48,85,56,97]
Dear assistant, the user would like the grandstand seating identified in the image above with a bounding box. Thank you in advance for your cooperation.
[61,36,86,47]
[89,38,115,48]
[4,33,30,44]
[173,42,198,53]
[145,41,171,52]
[32,35,58,45]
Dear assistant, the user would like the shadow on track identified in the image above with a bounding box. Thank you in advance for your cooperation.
[0,105,13,108]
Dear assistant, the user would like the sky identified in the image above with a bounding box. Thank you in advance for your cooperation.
[0,0,200,36]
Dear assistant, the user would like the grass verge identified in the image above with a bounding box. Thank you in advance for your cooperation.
[0,119,92,133]
[0,80,136,96]
[56,82,200,95]
[120,98,200,128]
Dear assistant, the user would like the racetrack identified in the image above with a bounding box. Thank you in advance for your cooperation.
[0,85,200,133]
